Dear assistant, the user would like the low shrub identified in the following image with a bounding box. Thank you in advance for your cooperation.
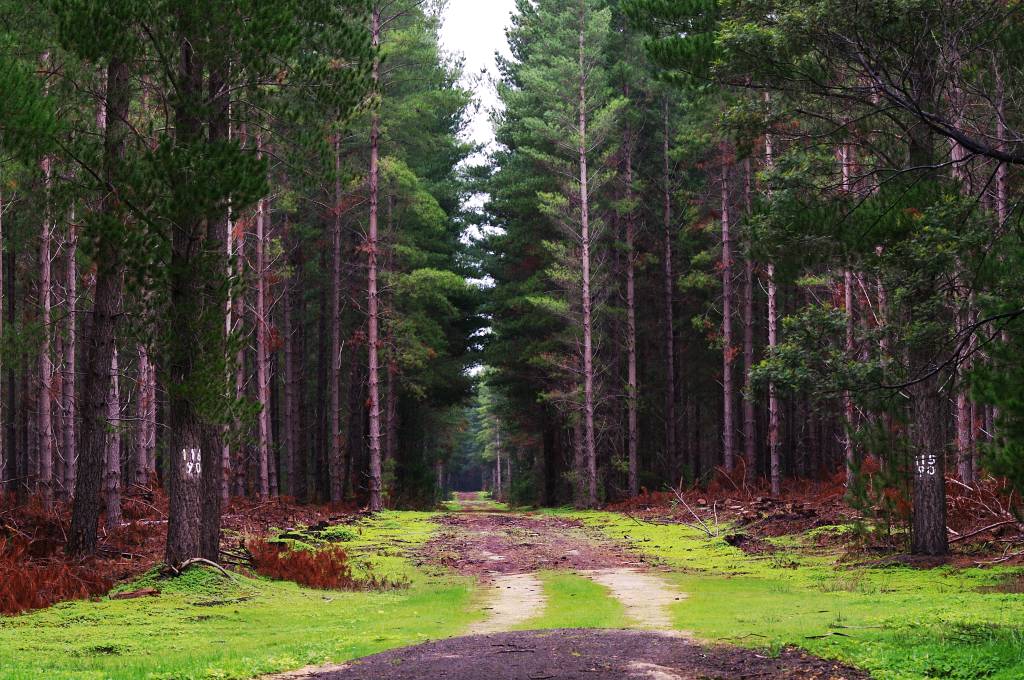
[0,536,112,615]
[246,538,373,590]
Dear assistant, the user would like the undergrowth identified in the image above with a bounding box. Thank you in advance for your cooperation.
[0,511,479,680]
[0,535,113,615]
[246,538,407,591]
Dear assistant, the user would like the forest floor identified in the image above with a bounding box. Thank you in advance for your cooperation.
[1,490,1023,679]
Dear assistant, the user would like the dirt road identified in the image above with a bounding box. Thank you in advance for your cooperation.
[285,499,866,679]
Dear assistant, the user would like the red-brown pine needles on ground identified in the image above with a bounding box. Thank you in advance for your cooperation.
[0,535,112,615]
[246,538,405,591]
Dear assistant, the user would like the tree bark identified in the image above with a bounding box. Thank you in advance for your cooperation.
[329,134,345,503]
[63,226,78,497]
[366,6,384,512]
[764,101,781,496]
[766,266,781,495]
[384,360,398,498]
[741,159,756,483]
[4,240,14,496]
[165,27,213,567]
[578,6,597,508]
[254,154,272,500]
[843,269,856,480]
[623,120,639,499]
[495,432,503,502]
[135,346,153,486]
[720,154,736,473]
[67,56,130,556]
[910,376,949,556]
[0,181,4,491]
[199,53,231,560]
[38,154,54,505]
[282,228,297,498]
[231,211,246,499]
[662,102,677,483]
[104,349,121,528]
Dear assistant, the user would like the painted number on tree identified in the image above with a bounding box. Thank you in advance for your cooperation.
[182,448,202,477]
[915,454,937,478]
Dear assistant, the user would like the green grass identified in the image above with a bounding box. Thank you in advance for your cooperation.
[560,510,1024,680]
[516,571,629,630]
[439,492,509,513]
[0,511,482,680]
[439,495,464,512]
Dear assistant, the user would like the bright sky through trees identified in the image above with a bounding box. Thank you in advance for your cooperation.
[439,0,516,150]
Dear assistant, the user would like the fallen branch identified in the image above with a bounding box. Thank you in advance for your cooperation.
[949,519,1020,544]
[805,631,851,639]
[670,486,717,538]
[163,557,235,580]
[622,511,648,527]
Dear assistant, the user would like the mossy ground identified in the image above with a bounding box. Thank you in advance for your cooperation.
[515,571,629,630]
[0,511,480,680]
[559,510,1024,680]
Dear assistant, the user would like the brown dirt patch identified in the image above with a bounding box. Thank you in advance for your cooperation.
[307,629,868,680]
[420,512,645,577]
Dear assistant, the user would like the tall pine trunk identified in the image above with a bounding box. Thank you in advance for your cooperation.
[231,210,246,499]
[720,154,735,474]
[67,56,130,556]
[0,182,4,490]
[767,264,781,495]
[764,98,781,496]
[662,103,677,483]
[578,7,597,508]
[4,241,14,496]
[255,187,272,499]
[741,159,756,483]
[135,346,153,486]
[843,269,856,479]
[384,360,398,498]
[910,376,949,556]
[63,227,77,497]
[623,122,639,499]
[165,28,209,567]
[330,134,345,502]
[38,154,54,505]
[104,349,121,528]
[282,229,297,498]
[366,7,384,512]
